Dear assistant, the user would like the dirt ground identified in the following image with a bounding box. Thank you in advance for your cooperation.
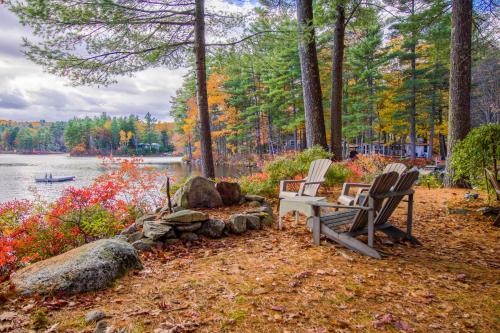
[2,187,499,333]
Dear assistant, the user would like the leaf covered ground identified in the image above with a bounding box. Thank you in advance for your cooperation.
[1,187,499,333]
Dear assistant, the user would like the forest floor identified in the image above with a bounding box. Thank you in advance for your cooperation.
[2,187,499,333]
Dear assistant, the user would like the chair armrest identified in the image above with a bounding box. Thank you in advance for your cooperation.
[304,181,324,186]
[304,201,372,211]
[344,182,371,187]
[341,182,371,196]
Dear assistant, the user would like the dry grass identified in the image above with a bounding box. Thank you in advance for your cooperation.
[2,187,499,332]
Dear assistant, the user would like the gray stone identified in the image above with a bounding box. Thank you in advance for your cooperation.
[85,310,106,324]
[447,208,471,215]
[247,205,273,216]
[113,235,128,242]
[120,223,137,235]
[161,209,208,224]
[172,176,223,208]
[159,206,173,216]
[245,215,261,230]
[172,206,185,213]
[180,232,199,242]
[132,238,156,252]
[245,194,265,203]
[174,222,202,232]
[200,219,226,238]
[261,213,275,227]
[216,181,242,206]
[11,239,142,295]
[126,231,144,243]
[247,201,261,208]
[94,320,108,333]
[135,214,157,227]
[229,214,247,234]
[143,220,173,241]
[260,203,273,215]
[163,238,179,246]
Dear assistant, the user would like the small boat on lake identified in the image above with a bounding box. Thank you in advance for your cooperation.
[35,175,76,183]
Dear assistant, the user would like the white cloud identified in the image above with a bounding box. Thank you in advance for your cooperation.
[0,6,187,122]
[0,1,258,122]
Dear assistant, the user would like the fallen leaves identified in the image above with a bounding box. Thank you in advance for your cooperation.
[373,313,413,332]
[1,188,497,332]
[0,311,28,332]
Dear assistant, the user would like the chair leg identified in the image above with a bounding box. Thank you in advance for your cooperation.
[312,216,321,245]
[406,193,414,239]
[294,211,299,224]
[367,197,374,248]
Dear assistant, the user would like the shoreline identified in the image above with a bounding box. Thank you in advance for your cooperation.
[0,151,184,158]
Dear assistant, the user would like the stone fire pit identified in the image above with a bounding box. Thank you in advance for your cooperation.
[119,177,275,251]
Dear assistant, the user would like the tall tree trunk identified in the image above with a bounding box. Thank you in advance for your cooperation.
[194,0,215,178]
[368,66,375,154]
[444,0,472,186]
[330,4,345,161]
[296,0,327,149]
[428,76,438,159]
[428,94,436,159]
[267,111,274,155]
[409,39,417,159]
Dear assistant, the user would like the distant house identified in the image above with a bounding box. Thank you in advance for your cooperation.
[351,140,430,158]
[138,143,160,151]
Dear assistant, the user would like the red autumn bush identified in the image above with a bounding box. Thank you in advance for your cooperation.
[0,158,167,277]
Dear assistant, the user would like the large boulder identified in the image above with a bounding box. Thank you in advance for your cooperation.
[216,181,242,206]
[172,177,223,208]
[161,209,208,224]
[11,239,142,295]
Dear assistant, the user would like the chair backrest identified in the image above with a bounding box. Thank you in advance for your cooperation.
[299,159,333,196]
[485,169,500,200]
[374,170,419,226]
[383,163,407,175]
[349,172,399,232]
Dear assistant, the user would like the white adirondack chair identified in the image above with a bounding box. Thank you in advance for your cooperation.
[279,159,332,199]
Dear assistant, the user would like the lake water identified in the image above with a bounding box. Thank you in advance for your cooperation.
[0,154,247,203]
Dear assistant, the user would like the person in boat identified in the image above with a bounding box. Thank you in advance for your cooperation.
[49,173,52,180]
[45,173,48,179]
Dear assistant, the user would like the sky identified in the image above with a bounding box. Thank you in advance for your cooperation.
[0,1,255,123]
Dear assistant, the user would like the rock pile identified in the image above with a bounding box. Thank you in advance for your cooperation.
[120,191,275,252]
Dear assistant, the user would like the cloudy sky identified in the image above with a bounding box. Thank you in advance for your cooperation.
[0,1,255,122]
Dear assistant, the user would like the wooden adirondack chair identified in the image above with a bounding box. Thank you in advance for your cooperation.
[307,170,419,259]
[279,159,332,199]
[485,169,500,226]
[337,162,407,206]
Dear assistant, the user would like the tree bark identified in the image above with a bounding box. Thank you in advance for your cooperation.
[330,4,345,161]
[296,0,327,149]
[444,0,472,186]
[408,0,417,159]
[194,0,215,178]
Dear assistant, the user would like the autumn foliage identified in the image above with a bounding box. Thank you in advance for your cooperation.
[0,158,167,277]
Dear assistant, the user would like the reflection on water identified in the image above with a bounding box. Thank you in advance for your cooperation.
[0,154,248,203]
